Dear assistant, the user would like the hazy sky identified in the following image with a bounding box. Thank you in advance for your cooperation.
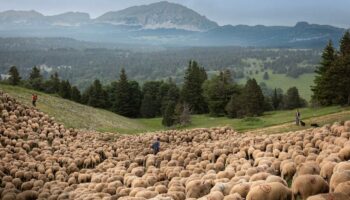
[0,0,349,28]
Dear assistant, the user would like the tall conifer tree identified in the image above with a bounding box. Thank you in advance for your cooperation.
[8,66,21,85]
[181,60,208,114]
[311,40,337,105]
[29,66,43,90]
[114,68,133,117]
[241,79,265,116]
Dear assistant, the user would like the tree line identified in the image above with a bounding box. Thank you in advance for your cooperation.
[0,44,320,89]
[312,31,350,106]
[3,60,307,127]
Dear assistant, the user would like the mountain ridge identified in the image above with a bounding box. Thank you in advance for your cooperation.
[0,1,348,47]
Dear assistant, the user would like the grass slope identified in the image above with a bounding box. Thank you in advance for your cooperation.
[1,84,349,135]
[136,106,350,134]
[0,84,153,134]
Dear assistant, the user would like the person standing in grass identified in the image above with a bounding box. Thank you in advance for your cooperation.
[32,94,38,107]
[295,109,301,126]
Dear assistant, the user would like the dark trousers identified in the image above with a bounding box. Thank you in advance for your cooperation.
[32,100,36,107]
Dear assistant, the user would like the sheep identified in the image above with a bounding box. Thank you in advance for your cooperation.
[330,170,350,192]
[306,193,350,200]
[186,179,214,198]
[16,190,38,200]
[292,175,329,200]
[246,182,292,200]
[3,91,350,200]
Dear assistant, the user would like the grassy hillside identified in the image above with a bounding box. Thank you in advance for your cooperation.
[0,84,155,134]
[137,106,350,133]
[1,84,349,135]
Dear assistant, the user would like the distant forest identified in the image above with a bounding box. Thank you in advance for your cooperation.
[0,38,321,89]
[6,29,350,127]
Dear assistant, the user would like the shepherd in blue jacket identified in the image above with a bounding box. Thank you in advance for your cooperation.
[151,138,160,155]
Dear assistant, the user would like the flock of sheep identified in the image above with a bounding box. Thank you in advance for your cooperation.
[1,90,350,200]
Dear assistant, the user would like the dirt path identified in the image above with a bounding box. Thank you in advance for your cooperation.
[244,110,350,135]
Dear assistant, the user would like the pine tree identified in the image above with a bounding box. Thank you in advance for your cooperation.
[84,79,107,108]
[128,81,142,117]
[329,32,350,105]
[203,73,236,116]
[223,69,233,84]
[70,86,81,103]
[340,31,350,57]
[311,40,337,105]
[28,66,43,91]
[241,79,265,116]
[44,72,61,93]
[325,56,350,105]
[140,92,156,118]
[161,80,180,115]
[283,87,306,109]
[225,93,243,118]
[162,101,176,127]
[51,72,60,93]
[8,66,21,85]
[263,72,269,80]
[58,80,72,99]
[140,81,162,118]
[181,60,208,114]
[272,88,283,110]
[114,68,133,117]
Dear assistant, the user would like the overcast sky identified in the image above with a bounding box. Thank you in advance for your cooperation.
[0,0,349,28]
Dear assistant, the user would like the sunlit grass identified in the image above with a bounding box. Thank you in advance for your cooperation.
[1,83,349,135]
[0,84,148,134]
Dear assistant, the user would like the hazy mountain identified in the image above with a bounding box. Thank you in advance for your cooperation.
[47,12,90,26]
[196,22,346,47]
[95,1,218,31]
[0,1,347,48]
[0,10,44,25]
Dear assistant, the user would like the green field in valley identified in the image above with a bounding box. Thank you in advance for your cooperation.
[237,71,315,101]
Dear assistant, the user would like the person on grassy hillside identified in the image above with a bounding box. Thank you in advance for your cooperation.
[295,109,301,126]
[151,138,160,155]
[32,94,38,107]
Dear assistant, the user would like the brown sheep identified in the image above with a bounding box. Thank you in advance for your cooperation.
[320,162,336,182]
[223,193,242,200]
[330,170,350,192]
[155,185,167,194]
[292,175,329,200]
[229,182,250,198]
[334,181,350,197]
[295,162,320,177]
[16,190,38,200]
[135,190,158,199]
[186,180,214,198]
[265,175,288,186]
[281,161,296,182]
[211,181,236,196]
[21,181,34,191]
[306,193,350,200]
[333,161,350,173]
[202,191,224,200]
[338,147,350,161]
[246,182,292,200]
[2,193,17,200]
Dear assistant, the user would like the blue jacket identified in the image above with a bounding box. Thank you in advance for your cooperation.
[152,141,160,151]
